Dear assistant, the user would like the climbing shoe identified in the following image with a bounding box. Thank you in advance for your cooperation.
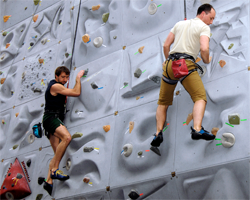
[43,182,53,196]
[191,126,215,140]
[150,146,161,156]
[150,131,163,147]
[51,169,69,180]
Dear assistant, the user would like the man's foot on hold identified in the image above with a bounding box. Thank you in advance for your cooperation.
[51,169,70,181]
[150,131,163,147]
[43,182,53,196]
[150,146,161,156]
[191,126,215,140]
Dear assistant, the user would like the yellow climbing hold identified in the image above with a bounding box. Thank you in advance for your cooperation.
[195,57,201,63]
[228,43,234,50]
[129,122,134,133]
[13,145,19,150]
[15,113,19,117]
[138,46,145,54]
[6,43,10,49]
[211,127,219,136]
[102,13,109,23]
[72,132,83,139]
[34,0,40,5]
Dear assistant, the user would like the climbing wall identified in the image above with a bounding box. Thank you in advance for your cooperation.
[0,0,249,199]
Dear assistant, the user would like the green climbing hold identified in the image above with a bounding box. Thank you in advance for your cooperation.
[34,0,40,5]
[36,194,43,200]
[0,71,2,75]
[72,132,83,139]
[13,145,19,150]
[228,43,234,50]
[102,13,109,23]
[2,31,8,36]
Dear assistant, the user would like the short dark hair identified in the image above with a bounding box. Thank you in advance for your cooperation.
[55,66,70,77]
[197,4,215,15]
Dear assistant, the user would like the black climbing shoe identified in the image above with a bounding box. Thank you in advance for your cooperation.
[151,131,163,147]
[150,146,161,156]
[51,169,69,180]
[43,182,53,196]
[191,126,215,140]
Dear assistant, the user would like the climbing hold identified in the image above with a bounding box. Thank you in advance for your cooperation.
[106,186,110,191]
[186,113,193,125]
[138,151,143,156]
[171,172,176,177]
[83,68,89,76]
[113,36,117,39]
[175,91,180,95]
[136,96,140,100]
[38,177,45,185]
[8,173,11,176]
[123,46,126,50]
[34,88,41,93]
[36,194,43,200]
[92,4,100,11]
[103,125,111,132]
[148,3,157,15]
[16,173,23,179]
[41,38,47,45]
[66,158,71,171]
[71,6,74,10]
[2,119,5,124]
[30,42,34,46]
[228,113,240,125]
[93,37,103,48]
[82,34,90,43]
[26,159,31,167]
[195,57,201,63]
[1,78,5,84]
[58,20,62,25]
[129,122,134,133]
[128,189,140,200]
[150,146,161,156]
[197,65,207,78]
[65,53,69,58]
[15,113,19,117]
[221,132,235,148]
[138,46,145,54]
[24,7,27,10]
[33,15,38,22]
[2,31,8,36]
[83,146,94,152]
[11,184,14,187]
[228,43,234,50]
[134,68,142,78]
[0,71,2,75]
[13,145,19,150]
[150,76,161,84]
[114,111,118,116]
[10,91,14,95]
[102,13,109,23]
[83,177,90,183]
[38,59,44,64]
[124,82,128,87]
[211,127,219,136]
[41,103,44,107]
[72,132,83,139]
[6,43,10,49]
[219,60,226,68]
[248,66,250,71]
[123,144,133,157]
[34,0,40,5]
[3,15,11,23]
[39,147,42,151]
[28,134,35,144]
[91,82,98,89]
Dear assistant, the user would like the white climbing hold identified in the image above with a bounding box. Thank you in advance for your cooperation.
[221,133,235,148]
[148,3,157,15]
[123,144,133,157]
[93,37,103,48]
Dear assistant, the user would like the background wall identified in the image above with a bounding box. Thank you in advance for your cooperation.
[0,0,249,199]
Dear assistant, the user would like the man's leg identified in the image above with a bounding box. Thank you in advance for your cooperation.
[192,99,206,132]
[156,105,169,136]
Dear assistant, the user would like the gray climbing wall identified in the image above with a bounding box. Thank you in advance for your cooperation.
[0,0,249,199]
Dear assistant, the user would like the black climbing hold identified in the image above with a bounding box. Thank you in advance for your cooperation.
[30,42,34,46]
[134,68,142,78]
[84,68,89,76]
[2,31,8,36]
[59,20,62,24]
[36,194,43,200]
[124,82,128,86]
[128,190,140,200]
[16,173,23,179]
[65,53,69,58]
[83,146,94,152]
[25,7,27,10]
[150,146,161,156]
[38,177,45,185]
[26,159,31,167]
[34,88,41,93]
[150,76,161,84]
[34,0,40,5]
[91,82,98,89]
[3,186,6,189]
[8,173,11,176]
[138,151,143,156]
[11,184,14,187]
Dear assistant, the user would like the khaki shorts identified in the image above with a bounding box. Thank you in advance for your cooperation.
[158,59,207,105]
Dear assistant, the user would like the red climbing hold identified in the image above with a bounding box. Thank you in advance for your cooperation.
[0,158,31,200]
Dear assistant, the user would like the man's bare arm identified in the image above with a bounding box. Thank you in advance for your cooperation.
[200,35,210,64]
[163,32,175,60]
[51,70,85,97]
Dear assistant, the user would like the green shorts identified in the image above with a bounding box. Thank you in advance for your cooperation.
[42,113,64,139]
[158,59,207,105]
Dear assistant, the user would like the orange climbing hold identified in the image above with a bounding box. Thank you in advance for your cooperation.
[38,58,44,64]
[129,122,134,133]
[211,127,219,136]
[195,57,201,63]
[1,119,5,124]
[33,15,38,22]
[103,125,110,132]
[138,46,145,54]
[219,60,226,68]
[6,43,10,49]
[3,15,11,22]
[186,113,193,125]
[15,113,19,117]
[82,34,90,43]
[92,4,100,11]
[1,78,6,84]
